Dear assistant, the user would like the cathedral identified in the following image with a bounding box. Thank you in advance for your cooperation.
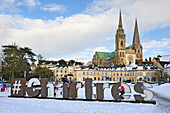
[92,11,143,66]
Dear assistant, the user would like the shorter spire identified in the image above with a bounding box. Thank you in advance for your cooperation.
[118,9,123,29]
[133,18,140,45]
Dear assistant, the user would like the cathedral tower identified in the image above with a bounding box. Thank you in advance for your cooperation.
[115,10,126,66]
[132,19,143,61]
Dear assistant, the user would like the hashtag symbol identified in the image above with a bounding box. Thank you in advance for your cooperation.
[12,80,21,94]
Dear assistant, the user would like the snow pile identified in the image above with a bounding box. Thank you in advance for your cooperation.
[150,83,170,100]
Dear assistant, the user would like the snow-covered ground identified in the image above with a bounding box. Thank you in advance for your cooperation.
[150,83,170,100]
[0,83,170,113]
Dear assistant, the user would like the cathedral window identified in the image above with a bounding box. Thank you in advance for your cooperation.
[121,41,123,47]
[122,52,124,57]
[100,59,102,65]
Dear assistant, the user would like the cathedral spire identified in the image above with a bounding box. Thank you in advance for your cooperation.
[118,9,123,29]
[133,18,140,45]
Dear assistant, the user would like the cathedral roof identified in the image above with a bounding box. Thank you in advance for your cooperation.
[96,51,115,59]
[110,52,115,58]
[96,52,111,59]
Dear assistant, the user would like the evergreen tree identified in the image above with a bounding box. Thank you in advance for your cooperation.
[59,59,67,65]
[68,60,75,65]
[32,66,53,80]
[1,44,36,79]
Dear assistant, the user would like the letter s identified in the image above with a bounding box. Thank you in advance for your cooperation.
[134,82,153,101]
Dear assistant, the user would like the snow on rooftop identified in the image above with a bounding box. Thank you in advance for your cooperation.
[166,64,170,68]
[137,66,143,70]
[49,67,56,70]
[128,62,138,67]
[159,55,170,61]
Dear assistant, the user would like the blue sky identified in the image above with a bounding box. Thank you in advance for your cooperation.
[0,0,170,64]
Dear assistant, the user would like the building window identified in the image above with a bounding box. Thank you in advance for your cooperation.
[98,77,100,81]
[61,70,62,73]
[94,72,96,75]
[102,72,104,75]
[61,74,62,77]
[139,72,141,76]
[124,73,126,76]
[120,73,122,76]
[109,72,112,76]
[56,70,58,73]
[90,72,92,75]
[143,72,146,76]
[117,77,119,80]
[155,72,157,76]
[98,72,100,75]
[117,73,119,76]
[94,77,96,80]
[65,70,67,73]
[105,72,107,75]
[83,72,85,75]
[147,72,149,75]
[113,77,115,81]
[56,74,58,77]
[135,72,137,76]
[87,72,89,75]
[113,73,115,76]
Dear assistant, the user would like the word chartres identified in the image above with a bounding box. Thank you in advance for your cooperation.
[11,78,154,101]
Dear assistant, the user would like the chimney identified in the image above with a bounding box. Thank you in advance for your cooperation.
[145,59,148,62]
[149,57,151,62]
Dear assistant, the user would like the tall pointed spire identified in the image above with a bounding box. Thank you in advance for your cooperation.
[133,18,140,45]
[118,9,123,29]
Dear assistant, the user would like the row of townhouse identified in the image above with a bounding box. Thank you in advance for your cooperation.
[73,67,159,82]
[50,63,160,82]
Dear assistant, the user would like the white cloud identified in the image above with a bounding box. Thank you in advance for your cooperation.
[41,4,66,12]
[0,13,114,58]
[142,38,170,49]
[0,0,18,13]
[22,0,40,7]
[92,47,110,52]
[143,49,148,53]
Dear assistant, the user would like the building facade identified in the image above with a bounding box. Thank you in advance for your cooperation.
[92,11,143,66]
